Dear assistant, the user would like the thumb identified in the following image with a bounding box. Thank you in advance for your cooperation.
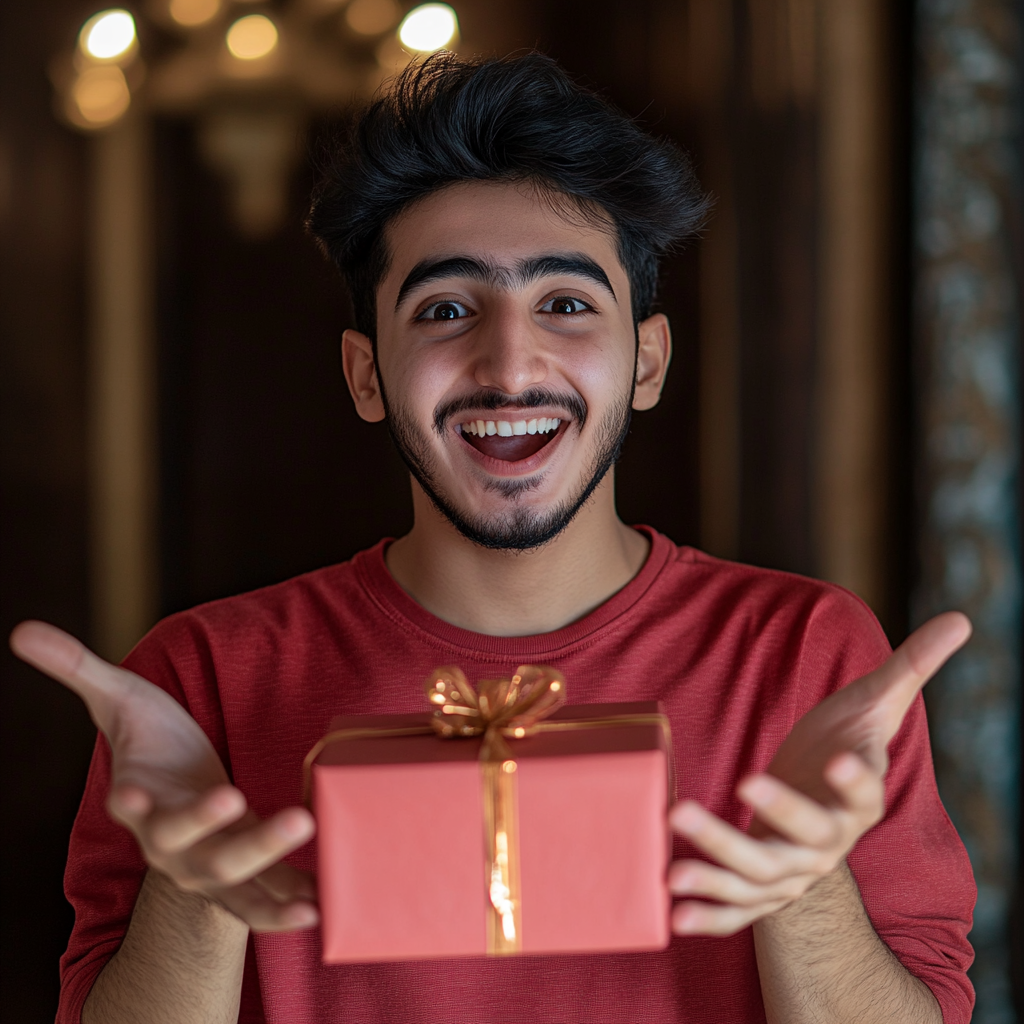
[10,620,131,735]
[13,620,233,810]
[873,611,972,740]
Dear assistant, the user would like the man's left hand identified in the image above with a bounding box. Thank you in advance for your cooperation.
[667,610,971,936]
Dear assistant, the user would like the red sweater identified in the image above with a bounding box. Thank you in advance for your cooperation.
[58,530,976,1023]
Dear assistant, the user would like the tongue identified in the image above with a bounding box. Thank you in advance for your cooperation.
[464,431,554,462]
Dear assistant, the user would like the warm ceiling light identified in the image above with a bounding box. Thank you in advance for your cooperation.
[226,14,279,60]
[398,3,458,52]
[169,0,221,28]
[79,9,137,61]
[71,65,131,125]
[346,0,400,36]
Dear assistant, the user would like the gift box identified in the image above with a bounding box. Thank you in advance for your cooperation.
[306,666,673,962]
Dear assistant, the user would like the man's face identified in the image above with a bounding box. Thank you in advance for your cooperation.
[365,181,644,550]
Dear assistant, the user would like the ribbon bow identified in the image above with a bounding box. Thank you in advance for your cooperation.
[424,664,566,757]
[424,665,565,953]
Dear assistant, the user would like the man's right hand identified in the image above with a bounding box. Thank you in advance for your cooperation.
[10,620,318,931]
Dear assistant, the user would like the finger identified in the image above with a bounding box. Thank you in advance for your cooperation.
[668,858,816,906]
[216,880,320,932]
[669,801,821,882]
[739,773,852,846]
[187,808,315,888]
[672,898,789,937]
[823,753,885,816]
[253,862,318,903]
[863,612,972,741]
[146,786,249,854]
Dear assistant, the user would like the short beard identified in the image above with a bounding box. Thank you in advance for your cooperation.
[381,383,633,552]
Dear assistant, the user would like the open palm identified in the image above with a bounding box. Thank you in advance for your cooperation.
[10,620,318,931]
[765,611,970,808]
[669,611,972,935]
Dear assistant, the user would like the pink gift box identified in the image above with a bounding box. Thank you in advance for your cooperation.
[311,701,672,962]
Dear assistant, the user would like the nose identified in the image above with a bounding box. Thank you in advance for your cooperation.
[470,306,549,396]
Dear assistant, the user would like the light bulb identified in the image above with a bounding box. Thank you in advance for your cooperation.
[226,14,279,60]
[79,9,137,61]
[398,4,458,53]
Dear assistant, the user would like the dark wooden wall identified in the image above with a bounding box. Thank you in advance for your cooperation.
[154,118,415,615]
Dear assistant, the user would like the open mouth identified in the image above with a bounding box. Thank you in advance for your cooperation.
[458,416,564,463]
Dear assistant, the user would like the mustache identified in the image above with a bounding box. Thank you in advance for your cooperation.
[433,388,588,436]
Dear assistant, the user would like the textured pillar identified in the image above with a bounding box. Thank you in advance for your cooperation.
[913,2,1021,1020]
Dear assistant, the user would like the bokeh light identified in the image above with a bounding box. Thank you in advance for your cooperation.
[79,9,137,61]
[226,14,279,60]
[169,0,221,28]
[71,65,131,125]
[398,4,458,53]
[346,0,400,36]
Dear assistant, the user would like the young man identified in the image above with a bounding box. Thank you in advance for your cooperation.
[13,53,975,1024]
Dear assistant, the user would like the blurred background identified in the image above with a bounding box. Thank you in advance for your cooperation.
[1,0,1020,1020]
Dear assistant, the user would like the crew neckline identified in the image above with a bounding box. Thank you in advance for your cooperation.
[353,526,674,659]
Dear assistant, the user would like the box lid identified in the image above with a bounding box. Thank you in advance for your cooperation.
[314,701,668,767]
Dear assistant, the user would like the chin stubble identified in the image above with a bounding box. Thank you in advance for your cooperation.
[380,383,633,552]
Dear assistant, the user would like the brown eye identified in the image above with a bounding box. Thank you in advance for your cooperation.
[542,296,591,315]
[417,300,471,321]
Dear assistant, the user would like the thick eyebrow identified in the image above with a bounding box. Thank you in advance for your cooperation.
[395,256,494,310]
[524,255,617,302]
[394,252,617,311]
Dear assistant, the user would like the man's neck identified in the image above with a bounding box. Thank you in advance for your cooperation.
[384,474,649,637]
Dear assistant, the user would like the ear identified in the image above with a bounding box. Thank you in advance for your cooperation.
[633,313,672,411]
[341,329,386,423]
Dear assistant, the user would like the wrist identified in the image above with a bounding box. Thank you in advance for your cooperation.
[753,862,942,1024]
[84,869,249,1024]
[775,859,849,918]
[755,860,852,935]
[144,868,249,936]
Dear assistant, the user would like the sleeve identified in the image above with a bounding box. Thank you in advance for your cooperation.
[800,586,977,1023]
[56,734,146,1024]
[848,692,976,1023]
[56,617,268,1024]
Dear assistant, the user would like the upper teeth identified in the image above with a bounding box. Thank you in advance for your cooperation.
[460,417,562,437]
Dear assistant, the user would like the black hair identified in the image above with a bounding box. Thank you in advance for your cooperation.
[307,51,709,338]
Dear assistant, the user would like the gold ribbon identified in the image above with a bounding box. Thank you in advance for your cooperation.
[303,667,673,957]
[423,665,566,953]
